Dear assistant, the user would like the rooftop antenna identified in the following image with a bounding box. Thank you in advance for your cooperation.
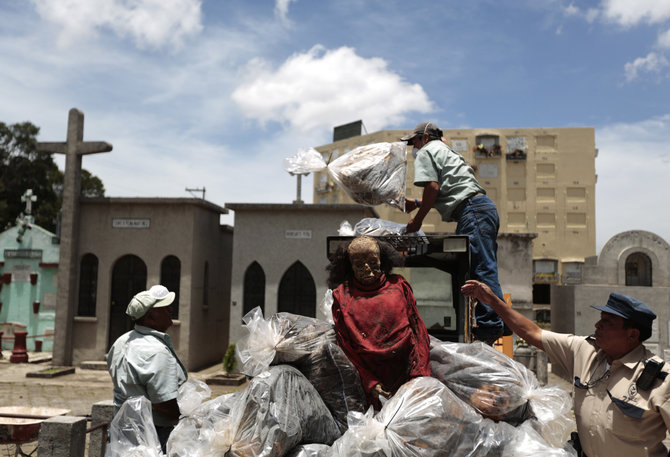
[185,187,206,199]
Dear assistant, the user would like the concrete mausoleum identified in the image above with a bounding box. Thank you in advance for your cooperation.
[71,197,232,370]
[0,201,59,353]
[552,229,670,361]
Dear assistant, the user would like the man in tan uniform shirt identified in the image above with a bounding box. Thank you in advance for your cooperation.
[462,280,670,457]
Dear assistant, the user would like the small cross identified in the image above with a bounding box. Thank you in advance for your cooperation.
[21,189,37,215]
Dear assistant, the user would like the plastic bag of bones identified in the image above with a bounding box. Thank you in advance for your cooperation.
[326,376,576,457]
[429,338,575,448]
[283,142,408,209]
[236,307,367,433]
[168,365,340,457]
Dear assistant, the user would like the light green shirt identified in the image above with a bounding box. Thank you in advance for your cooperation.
[107,325,187,427]
[413,140,484,221]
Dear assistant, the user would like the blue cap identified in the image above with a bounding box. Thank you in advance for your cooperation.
[592,293,656,330]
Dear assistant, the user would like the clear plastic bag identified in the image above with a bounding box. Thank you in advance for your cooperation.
[177,378,212,417]
[429,338,575,445]
[236,308,367,434]
[283,143,407,209]
[327,142,407,209]
[236,309,337,373]
[430,339,537,425]
[208,365,340,457]
[286,444,331,457]
[320,289,334,324]
[327,376,514,457]
[167,393,241,456]
[524,385,575,449]
[106,396,164,457]
[283,148,328,175]
[501,422,577,457]
[352,218,425,237]
[337,220,354,236]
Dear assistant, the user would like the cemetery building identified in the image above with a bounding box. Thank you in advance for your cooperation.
[71,197,233,370]
[0,192,59,353]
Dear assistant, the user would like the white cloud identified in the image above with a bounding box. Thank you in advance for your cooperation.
[30,0,203,50]
[595,114,670,250]
[624,52,669,81]
[658,28,670,49]
[275,0,297,24]
[231,46,434,133]
[563,4,579,17]
[600,0,670,27]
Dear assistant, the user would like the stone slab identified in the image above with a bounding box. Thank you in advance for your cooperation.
[80,361,107,371]
[205,373,246,386]
[26,366,76,378]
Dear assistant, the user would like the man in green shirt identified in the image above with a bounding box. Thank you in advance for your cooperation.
[402,121,507,344]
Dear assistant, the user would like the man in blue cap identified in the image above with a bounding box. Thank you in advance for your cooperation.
[462,280,670,457]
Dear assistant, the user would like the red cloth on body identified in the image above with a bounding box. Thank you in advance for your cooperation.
[331,273,431,408]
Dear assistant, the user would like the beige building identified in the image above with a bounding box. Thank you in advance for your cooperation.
[69,197,233,371]
[313,122,597,310]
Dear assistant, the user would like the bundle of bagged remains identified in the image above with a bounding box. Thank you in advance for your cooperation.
[108,309,577,457]
[282,142,408,209]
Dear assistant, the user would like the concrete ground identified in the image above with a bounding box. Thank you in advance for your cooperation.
[0,352,246,417]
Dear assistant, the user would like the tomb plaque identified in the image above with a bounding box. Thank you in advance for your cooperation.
[112,218,150,229]
[285,230,312,239]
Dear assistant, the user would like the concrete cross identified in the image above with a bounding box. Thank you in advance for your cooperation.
[36,108,112,366]
[21,189,37,215]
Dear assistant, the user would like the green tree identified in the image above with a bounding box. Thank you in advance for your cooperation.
[0,121,105,232]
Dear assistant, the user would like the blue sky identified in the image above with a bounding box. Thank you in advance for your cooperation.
[1,0,669,253]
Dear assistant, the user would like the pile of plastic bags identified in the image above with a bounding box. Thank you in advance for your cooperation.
[107,308,577,457]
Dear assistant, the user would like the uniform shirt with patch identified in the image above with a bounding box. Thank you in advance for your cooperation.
[542,330,670,457]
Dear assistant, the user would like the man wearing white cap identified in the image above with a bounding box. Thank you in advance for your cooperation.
[107,285,187,452]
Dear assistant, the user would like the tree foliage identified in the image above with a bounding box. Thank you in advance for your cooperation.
[0,121,105,232]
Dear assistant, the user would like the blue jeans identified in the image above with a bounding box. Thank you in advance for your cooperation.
[455,195,504,343]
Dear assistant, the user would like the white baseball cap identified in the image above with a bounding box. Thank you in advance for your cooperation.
[126,285,175,319]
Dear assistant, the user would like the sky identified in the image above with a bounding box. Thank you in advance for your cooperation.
[1,0,669,253]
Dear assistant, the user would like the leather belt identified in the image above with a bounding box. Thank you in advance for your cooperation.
[453,193,483,220]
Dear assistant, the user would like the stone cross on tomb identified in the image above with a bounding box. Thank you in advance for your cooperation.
[16,189,37,243]
[21,189,37,215]
[36,108,112,366]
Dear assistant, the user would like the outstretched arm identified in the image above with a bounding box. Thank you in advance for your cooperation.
[406,181,439,233]
[461,280,544,349]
